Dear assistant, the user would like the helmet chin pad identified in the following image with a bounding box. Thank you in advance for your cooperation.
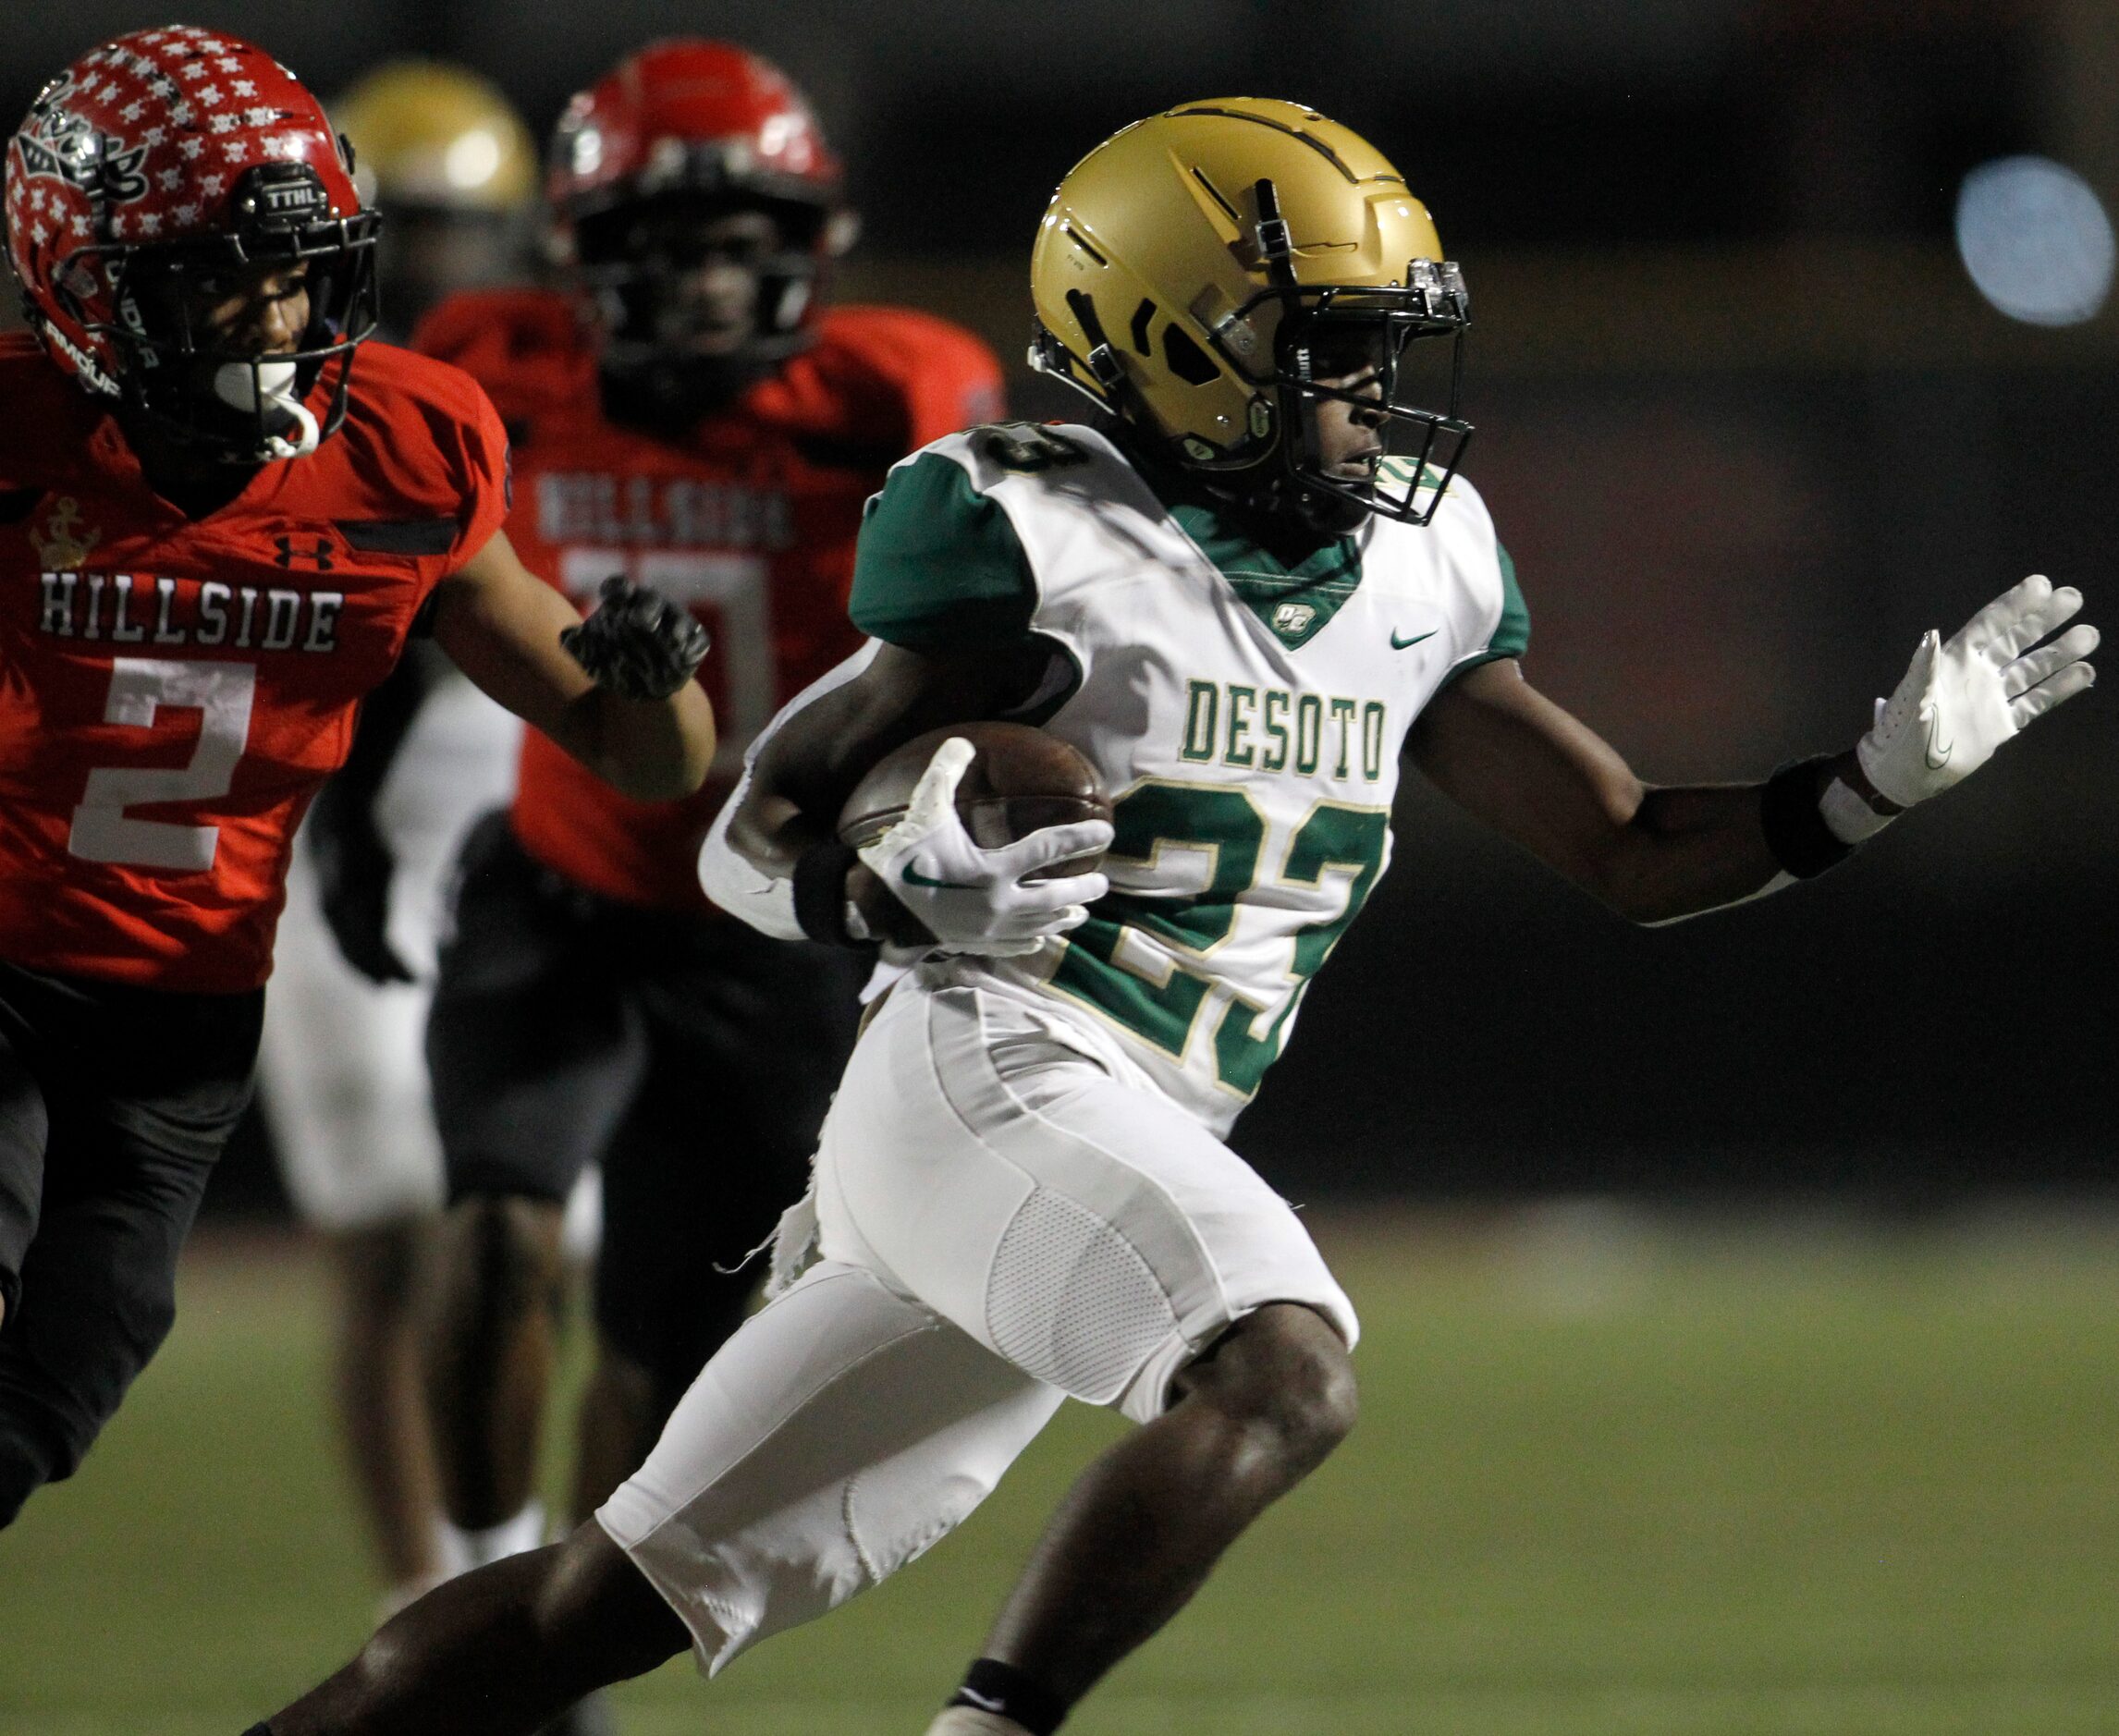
[207,361,318,457]
[202,358,317,458]
[213,357,298,410]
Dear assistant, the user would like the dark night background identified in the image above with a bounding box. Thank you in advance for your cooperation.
[4,0,2112,1204]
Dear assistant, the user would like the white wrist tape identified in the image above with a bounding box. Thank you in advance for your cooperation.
[1819,776,1896,846]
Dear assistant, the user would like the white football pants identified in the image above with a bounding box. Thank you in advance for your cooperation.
[598,974,1355,1674]
[259,672,520,1232]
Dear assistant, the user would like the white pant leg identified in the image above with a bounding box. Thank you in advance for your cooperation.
[258,844,444,1231]
[373,669,522,975]
[816,979,1358,1424]
[597,1259,1062,1675]
[594,975,1353,1676]
[259,670,521,1232]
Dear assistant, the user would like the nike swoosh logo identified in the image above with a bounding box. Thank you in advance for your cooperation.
[1390,629,1437,649]
[901,862,981,891]
[1924,714,1954,770]
[958,1689,1008,1713]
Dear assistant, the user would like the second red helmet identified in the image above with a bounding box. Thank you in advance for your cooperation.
[547,39,842,225]
[544,40,854,404]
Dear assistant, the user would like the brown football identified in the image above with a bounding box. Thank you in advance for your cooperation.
[837,722,1111,878]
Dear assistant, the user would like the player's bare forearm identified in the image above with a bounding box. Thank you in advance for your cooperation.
[728,671,922,879]
[431,530,715,801]
[1599,777,1793,921]
[557,681,716,801]
[729,638,1048,879]
[1410,659,1784,923]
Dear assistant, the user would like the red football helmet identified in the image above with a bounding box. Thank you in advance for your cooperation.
[545,40,854,405]
[4,26,379,462]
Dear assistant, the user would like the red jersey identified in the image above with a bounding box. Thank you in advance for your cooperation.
[0,336,510,993]
[413,289,1003,912]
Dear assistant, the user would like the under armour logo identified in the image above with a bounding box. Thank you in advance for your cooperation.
[275,534,334,569]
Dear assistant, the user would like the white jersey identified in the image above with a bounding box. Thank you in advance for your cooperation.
[708,422,1526,1135]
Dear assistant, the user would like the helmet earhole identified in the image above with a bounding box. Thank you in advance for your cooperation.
[1161,325,1219,385]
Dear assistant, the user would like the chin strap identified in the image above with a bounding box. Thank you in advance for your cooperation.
[1250,177,1300,291]
[1062,289,1156,422]
[212,360,323,461]
[260,395,320,460]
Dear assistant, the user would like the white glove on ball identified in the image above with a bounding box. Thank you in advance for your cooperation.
[1856,575,2098,811]
[858,737,1113,958]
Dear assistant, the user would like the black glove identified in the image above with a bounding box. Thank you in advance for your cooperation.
[303,649,445,985]
[560,575,711,702]
[307,778,414,985]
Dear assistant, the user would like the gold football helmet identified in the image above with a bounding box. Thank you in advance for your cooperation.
[330,62,536,330]
[1030,98,1471,526]
[332,60,535,213]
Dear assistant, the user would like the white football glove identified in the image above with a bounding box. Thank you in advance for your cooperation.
[1856,575,2097,811]
[858,737,1113,958]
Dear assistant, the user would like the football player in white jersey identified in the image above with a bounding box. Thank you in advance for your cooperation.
[253,60,539,1618]
[249,100,2096,1736]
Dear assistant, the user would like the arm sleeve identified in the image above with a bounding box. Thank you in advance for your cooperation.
[696,640,885,940]
[847,451,1038,648]
[697,755,809,942]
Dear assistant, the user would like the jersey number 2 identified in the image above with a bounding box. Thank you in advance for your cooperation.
[69,658,257,873]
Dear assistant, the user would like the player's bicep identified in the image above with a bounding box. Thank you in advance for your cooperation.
[427,528,594,743]
[1408,659,1646,885]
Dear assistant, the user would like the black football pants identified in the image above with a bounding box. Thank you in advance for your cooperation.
[0,958,261,1528]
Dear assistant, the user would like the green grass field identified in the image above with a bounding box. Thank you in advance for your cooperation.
[3,1207,2115,1736]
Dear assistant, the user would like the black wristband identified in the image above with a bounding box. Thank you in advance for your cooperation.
[1759,754,1857,879]
[792,838,867,947]
[949,1657,1071,1736]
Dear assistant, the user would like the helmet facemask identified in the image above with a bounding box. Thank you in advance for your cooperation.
[570,189,837,422]
[1261,266,1474,532]
[91,163,380,464]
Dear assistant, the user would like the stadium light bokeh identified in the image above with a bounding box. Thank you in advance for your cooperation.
[1955,154,2116,327]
